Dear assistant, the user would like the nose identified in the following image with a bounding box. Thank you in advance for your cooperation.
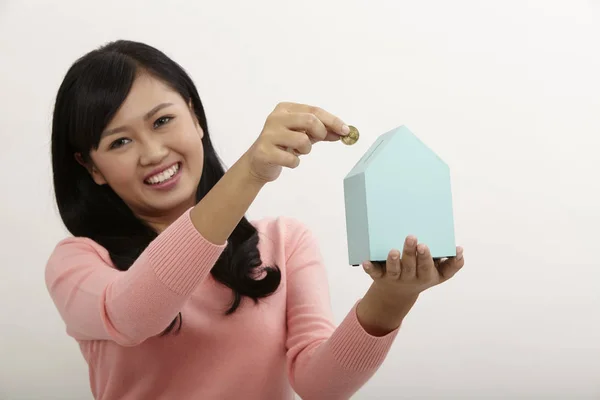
[139,137,169,166]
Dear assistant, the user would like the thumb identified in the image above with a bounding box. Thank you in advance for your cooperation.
[324,129,347,142]
[362,261,384,280]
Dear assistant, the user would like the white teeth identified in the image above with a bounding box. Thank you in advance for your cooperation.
[146,163,180,184]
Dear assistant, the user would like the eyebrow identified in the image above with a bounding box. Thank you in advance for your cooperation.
[101,102,174,138]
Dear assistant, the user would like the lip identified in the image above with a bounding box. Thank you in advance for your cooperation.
[143,162,180,182]
[143,162,183,191]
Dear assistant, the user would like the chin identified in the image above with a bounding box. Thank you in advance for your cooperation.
[133,183,197,218]
[151,195,194,212]
[151,185,197,210]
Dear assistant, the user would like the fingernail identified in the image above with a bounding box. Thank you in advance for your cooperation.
[363,262,371,270]
[391,250,400,260]
[417,244,426,255]
[341,124,350,134]
[406,236,416,246]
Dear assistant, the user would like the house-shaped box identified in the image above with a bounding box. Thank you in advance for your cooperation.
[343,125,456,266]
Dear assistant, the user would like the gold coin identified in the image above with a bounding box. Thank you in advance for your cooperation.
[341,125,359,145]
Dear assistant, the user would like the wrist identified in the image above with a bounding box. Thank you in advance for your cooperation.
[370,282,420,309]
[230,155,268,190]
[356,283,419,337]
[235,152,271,188]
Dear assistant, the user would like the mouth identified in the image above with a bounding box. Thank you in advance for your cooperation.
[144,162,181,186]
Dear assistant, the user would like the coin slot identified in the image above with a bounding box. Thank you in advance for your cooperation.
[362,138,386,165]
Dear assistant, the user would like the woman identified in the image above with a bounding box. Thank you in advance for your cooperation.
[46,40,465,400]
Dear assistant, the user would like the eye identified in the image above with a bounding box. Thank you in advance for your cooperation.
[109,137,131,149]
[154,115,174,129]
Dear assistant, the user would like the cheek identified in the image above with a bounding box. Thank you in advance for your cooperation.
[181,145,204,173]
[184,124,204,144]
[175,129,204,163]
[97,156,139,188]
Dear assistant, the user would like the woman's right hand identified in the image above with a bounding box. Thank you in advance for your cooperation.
[242,102,350,184]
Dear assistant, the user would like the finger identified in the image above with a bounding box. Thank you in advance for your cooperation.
[280,112,329,142]
[362,261,384,279]
[416,243,436,282]
[276,129,313,155]
[278,102,350,138]
[400,235,417,280]
[438,246,464,281]
[271,147,300,169]
[385,249,401,279]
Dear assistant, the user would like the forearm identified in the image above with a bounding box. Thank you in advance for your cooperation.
[189,155,264,245]
[289,298,400,400]
[356,283,419,336]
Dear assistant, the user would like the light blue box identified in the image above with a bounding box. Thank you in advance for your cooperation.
[343,125,456,266]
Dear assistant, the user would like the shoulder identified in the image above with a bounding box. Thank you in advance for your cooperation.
[45,236,115,278]
[251,215,312,243]
[48,236,112,261]
[250,216,322,263]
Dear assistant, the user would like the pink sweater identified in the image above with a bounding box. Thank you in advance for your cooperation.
[45,209,399,399]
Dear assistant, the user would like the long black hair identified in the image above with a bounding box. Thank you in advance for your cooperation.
[51,40,281,334]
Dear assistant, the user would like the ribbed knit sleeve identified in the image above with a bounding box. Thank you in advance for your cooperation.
[326,300,397,371]
[45,208,226,346]
[283,217,399,399]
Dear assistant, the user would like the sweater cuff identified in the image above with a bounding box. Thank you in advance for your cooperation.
[146,207,227,295]
[328,299,399,371]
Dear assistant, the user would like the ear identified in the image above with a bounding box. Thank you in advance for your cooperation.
[75,153,107,185]
[188,99,204,139]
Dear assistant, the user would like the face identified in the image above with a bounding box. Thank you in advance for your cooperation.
[82,73,204,229]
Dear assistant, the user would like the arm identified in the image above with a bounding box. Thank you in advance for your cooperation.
[283,219,401,400]
[356,284,418,337]
[189,153,265,244]
[45,157,264,346]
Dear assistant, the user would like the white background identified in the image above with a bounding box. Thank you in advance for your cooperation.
[1,0,599,398]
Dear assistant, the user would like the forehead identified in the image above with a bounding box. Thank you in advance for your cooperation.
[109,73,182,124]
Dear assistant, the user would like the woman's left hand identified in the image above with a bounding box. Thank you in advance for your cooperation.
[362,235,464,298]
[355,236,464,336]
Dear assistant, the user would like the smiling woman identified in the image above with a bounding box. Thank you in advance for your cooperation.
[74,75,206,229]
[49,40,279,333]
[45,40,464,400]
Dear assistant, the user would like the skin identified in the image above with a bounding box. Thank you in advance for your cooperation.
[78,73,465,337]
[357,240,464,336]
[79,72,205,232]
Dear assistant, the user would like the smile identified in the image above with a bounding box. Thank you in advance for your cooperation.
[144,162,181,185]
